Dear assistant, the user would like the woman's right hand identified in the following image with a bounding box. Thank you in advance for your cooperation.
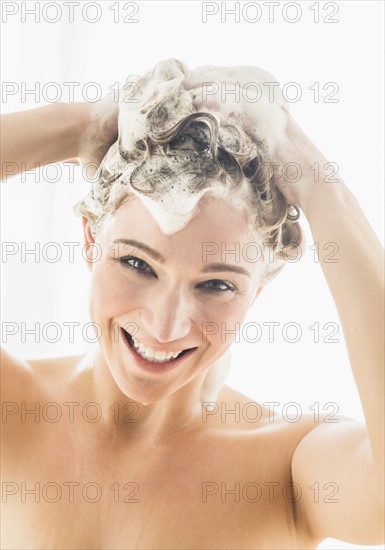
[1,97,118,181]
[76,92,119,173]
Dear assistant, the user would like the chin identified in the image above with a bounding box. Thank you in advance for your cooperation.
[111,366,180,406]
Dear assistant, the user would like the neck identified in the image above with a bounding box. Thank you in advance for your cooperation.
[74,346,212,444]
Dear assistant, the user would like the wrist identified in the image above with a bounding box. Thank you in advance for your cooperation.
[300,179,350,220]
[56,101,91,161]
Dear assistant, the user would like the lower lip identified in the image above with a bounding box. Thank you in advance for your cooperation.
[120,328,198,373]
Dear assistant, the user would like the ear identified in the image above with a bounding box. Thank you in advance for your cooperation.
[82,217,95,271]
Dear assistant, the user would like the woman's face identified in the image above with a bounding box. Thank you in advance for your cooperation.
[83,194,263,405]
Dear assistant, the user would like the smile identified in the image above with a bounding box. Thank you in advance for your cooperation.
[120,327,197,369]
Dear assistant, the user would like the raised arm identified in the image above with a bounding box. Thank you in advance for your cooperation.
[0,95,119,397]
[280,113,385,545]
[1,95,118,181]
[1,103,86,180]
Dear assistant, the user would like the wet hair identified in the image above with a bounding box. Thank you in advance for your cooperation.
[74,59,303,285]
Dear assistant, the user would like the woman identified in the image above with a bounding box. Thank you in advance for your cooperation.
[1,59,384,549]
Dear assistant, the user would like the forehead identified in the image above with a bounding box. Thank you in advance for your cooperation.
[98,195,264,282]
[106,194,256,244]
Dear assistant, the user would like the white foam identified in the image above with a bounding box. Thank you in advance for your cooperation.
[118,60,193,154]
[85,59,289,242]
[128,175,243,235]
[131,185,210,235]
[186,68,288,153]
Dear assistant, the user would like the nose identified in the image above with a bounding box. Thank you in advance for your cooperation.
[140,286,193,344]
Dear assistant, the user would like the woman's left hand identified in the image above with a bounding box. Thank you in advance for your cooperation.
[185,64,344,212]
[270,109,345,212]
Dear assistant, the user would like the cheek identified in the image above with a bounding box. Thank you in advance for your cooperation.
[202,296,252,348]
[89,261,140,323]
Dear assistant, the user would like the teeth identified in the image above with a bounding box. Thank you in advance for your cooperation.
[128,333,183,363]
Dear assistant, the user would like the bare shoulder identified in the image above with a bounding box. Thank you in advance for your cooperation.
[216,384,276,424]
[216,384,341,445]
[217,384,312,425]
[1,347,36,400]
[27,352,87,382]
[0,346,86,401]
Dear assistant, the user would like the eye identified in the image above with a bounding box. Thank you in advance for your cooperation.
[119,256,154,276]
[200,279,236,295]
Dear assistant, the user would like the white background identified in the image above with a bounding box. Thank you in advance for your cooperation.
[1,1,384,549]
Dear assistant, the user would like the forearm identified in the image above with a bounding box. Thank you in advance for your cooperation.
[302,181,384,464]
[0,102,88,180]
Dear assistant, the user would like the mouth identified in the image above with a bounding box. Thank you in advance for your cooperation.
[120,327,198,372]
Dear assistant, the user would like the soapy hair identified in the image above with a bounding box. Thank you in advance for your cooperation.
[74,59,303,285]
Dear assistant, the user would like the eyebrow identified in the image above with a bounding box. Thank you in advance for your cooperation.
[111,239,251,277]
[111,239,165,263]
[201,263,251,277]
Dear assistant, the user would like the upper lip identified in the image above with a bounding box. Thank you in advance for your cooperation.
[121,326,197,354]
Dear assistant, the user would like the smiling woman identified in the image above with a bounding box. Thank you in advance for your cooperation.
[82,188,265,406]
[1,59,384,550]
